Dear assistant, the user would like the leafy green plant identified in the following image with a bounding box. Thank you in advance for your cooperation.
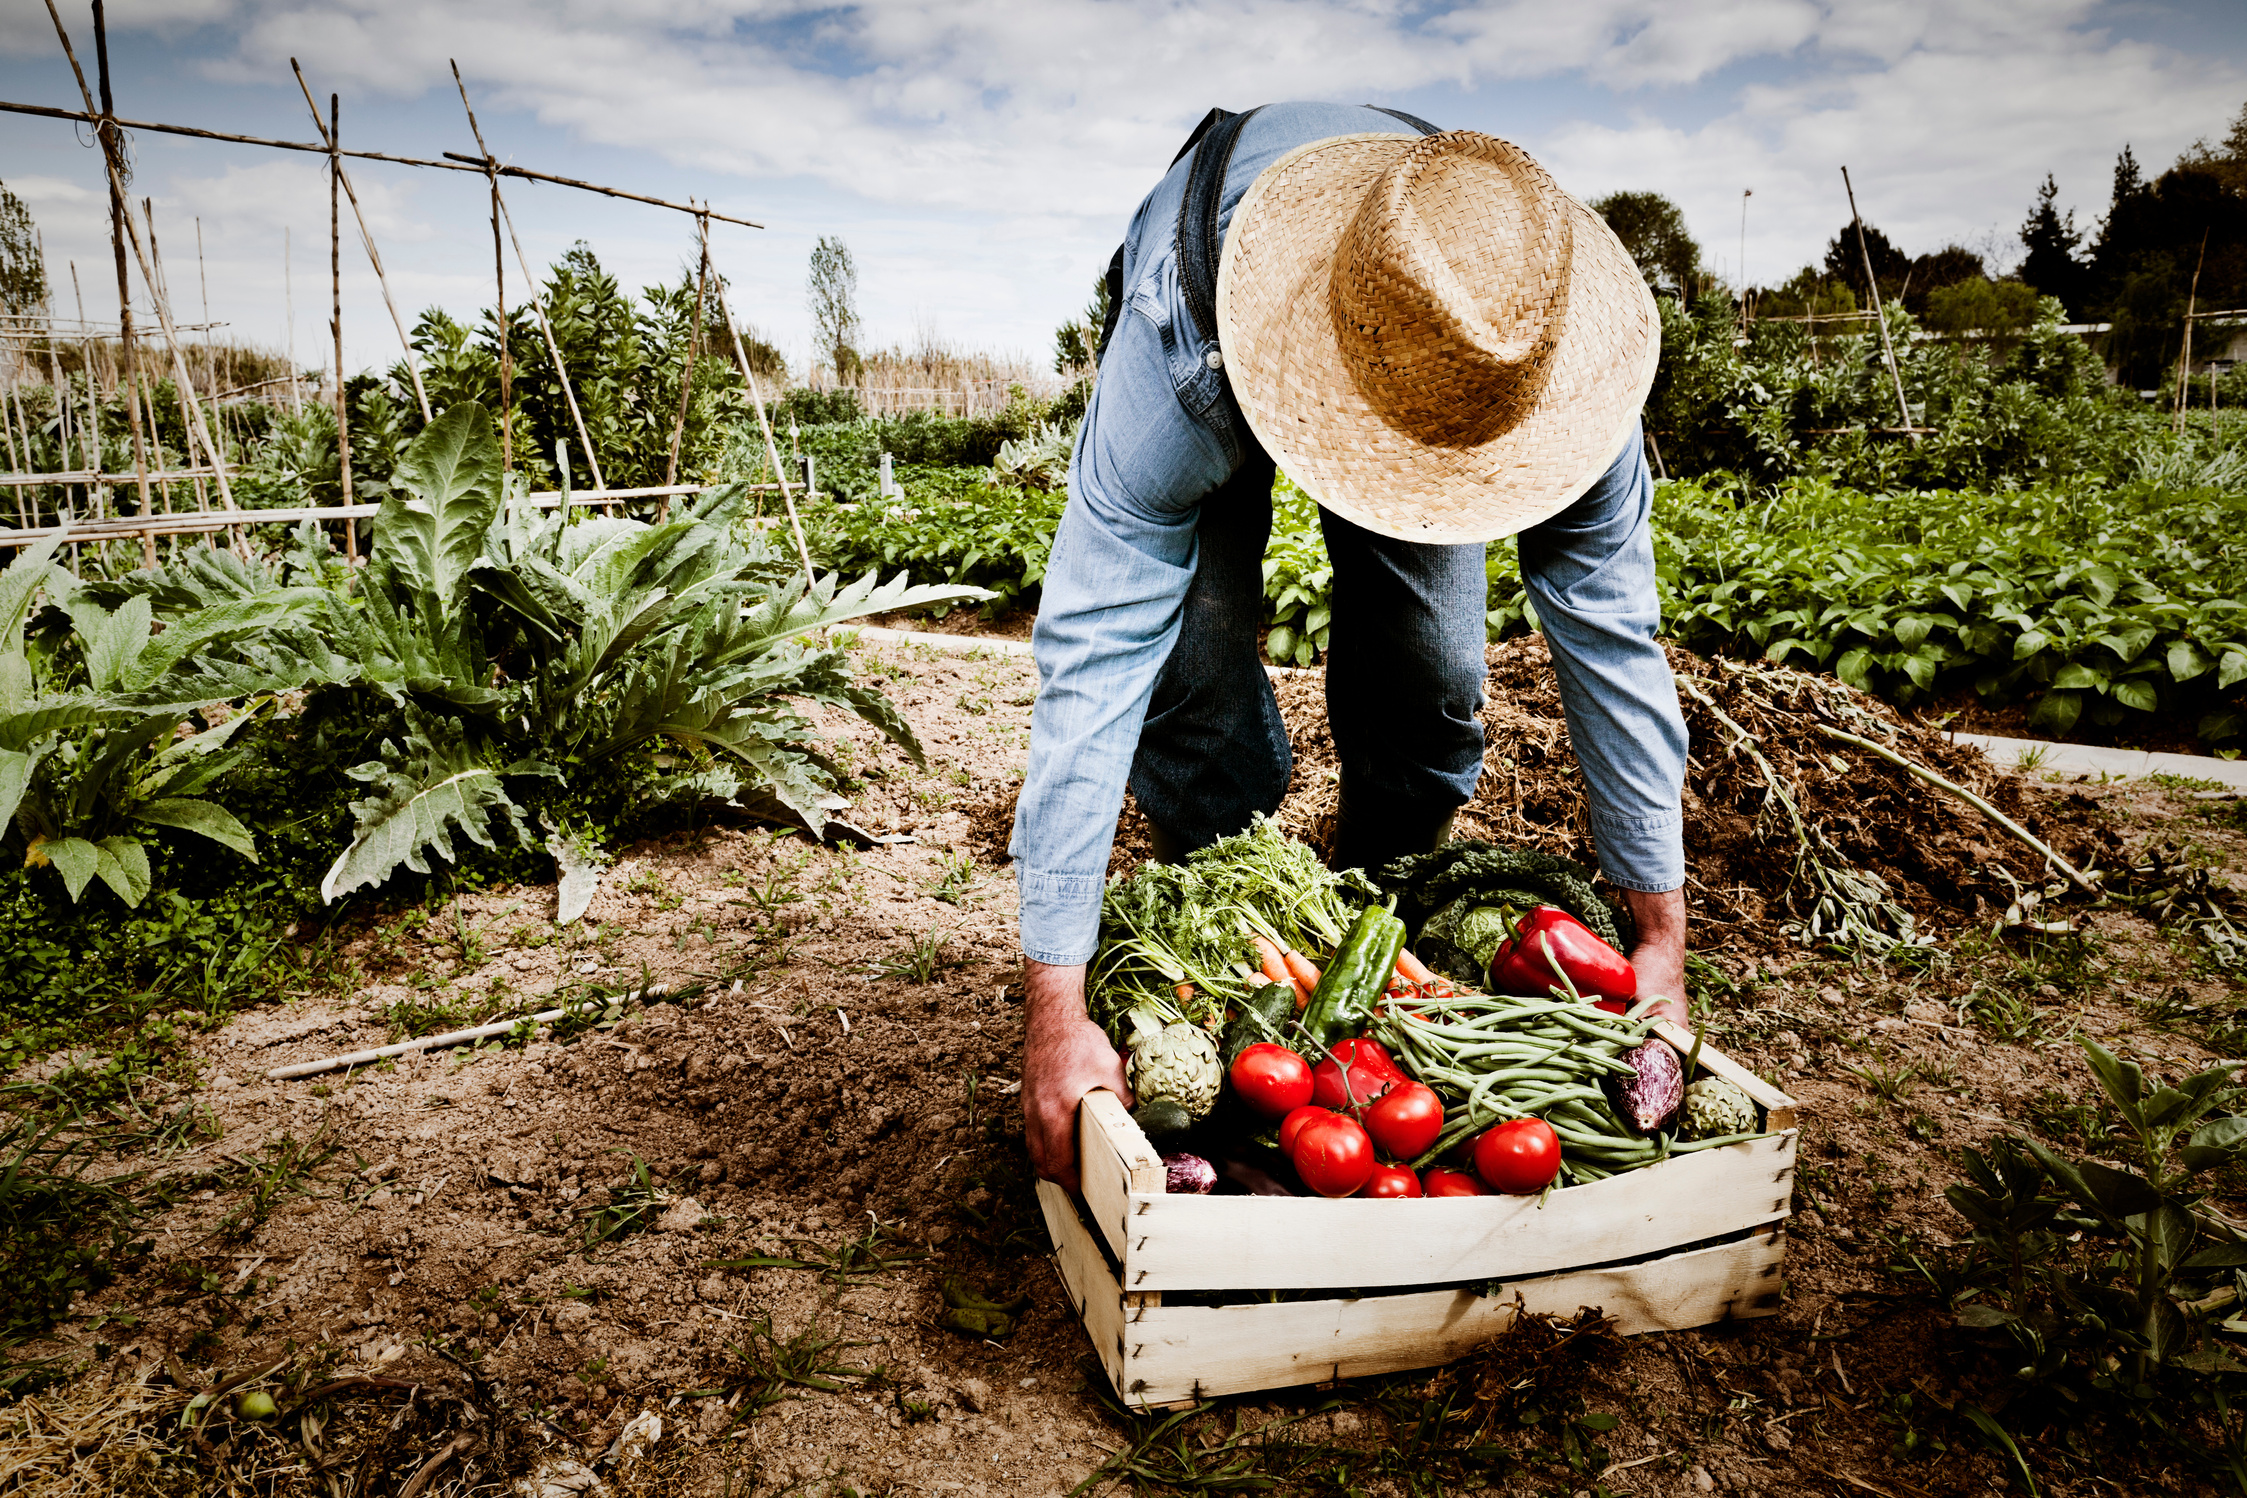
[802,480,1061,618]
[1925,1039,2247,1488]
[310,401,985,902]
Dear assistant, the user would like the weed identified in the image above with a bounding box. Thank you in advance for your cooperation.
[576,1155,669,1253]
[1844,1059,1920,1103]
[873,929,957,985]
[1971,986,2045,1043]
[215,1117,341,1241]
[714,1313,883,1420]
[925,851,979,907]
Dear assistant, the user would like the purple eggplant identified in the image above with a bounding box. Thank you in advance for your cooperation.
[1604,1039,1684,1135]
[1161,1152,1217,1195]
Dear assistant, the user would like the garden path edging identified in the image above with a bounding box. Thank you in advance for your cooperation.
[1947,731,2247,792]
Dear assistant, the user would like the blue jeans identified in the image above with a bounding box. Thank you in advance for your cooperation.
[1127,453,1491,850]
[1009,103,1686,967]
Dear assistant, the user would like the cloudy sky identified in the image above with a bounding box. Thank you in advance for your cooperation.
[2,0,2243,379]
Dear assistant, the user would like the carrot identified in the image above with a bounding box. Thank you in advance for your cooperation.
[1281,949,1323,1008]
[1394,946,1440,987]
[1175,983,1196,1004]
[1249,933,1293,989]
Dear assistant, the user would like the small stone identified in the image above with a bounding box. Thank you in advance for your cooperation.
[953,1376,990,1413]
[1763,1422,1793,1452]
[1816,986,1845,1007]
[1903,1001,1948,1024]
[1691,1466,1715,1493]
[1873,1017,1908,1033]
[655,1198,707,1233]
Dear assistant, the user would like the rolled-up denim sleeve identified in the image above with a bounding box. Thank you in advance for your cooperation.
[1516,421,1688,893]
[1010,242,1236,965]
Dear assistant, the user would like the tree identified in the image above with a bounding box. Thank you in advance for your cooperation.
[807,235,861,385]
[1588,192,1703,295]
[1903,245,1984,316]
[1053,272,1111,375]
[0,181,45,319]
[1823,220,1910,304]
[1751,265,1857,321]
[1923,276,2042,337]
[2179,98,2247,194]
[2018,174,2086,315]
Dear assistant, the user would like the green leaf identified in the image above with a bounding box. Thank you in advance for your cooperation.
[320,712,533,903]
[2027,690,2082,736]
[375,402,505,618]
[2013,629,2050,661]
[2182,1116,2247,1173]
[2078,1159,2162,1220]
[0,746,31,836]
[2050,662,2104,691]
[2113,680,2158,713]
[2079,1036,2144,1111]
[1893,614,1934,648]
[2181,1245,2247,1271]
[39,836,101,901]
[1955,1304,2020,1328]
[1267,626,1297,664]
[91,836,151,908]
[1835,648,1873,689]
[2219,649,2247,692]
[134,797,257,862]
[2168,640,2214,682]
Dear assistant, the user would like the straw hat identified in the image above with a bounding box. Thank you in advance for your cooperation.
[1216,130,1658,544]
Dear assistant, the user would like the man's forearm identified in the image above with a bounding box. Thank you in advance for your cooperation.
[1020,959,1131,1191]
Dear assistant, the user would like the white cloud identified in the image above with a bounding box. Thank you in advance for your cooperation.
[8,0,2241,361]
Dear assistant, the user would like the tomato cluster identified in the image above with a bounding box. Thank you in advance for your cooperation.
[1232,1036,1562,1199]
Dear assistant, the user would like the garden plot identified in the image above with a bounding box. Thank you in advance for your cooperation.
[9,638,2247,1497]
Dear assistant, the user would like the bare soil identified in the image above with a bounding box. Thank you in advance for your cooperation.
[12,632,2247,1497]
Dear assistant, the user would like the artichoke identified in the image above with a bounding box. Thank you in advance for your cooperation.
[1127,1022,1223,1119]
[1682,1078,1758,1140]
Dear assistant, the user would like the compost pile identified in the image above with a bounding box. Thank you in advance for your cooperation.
[1267,636,2101,950]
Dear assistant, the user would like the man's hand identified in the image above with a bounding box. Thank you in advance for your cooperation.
[1622,886,1689,1028]
[1021,959,1132,1193]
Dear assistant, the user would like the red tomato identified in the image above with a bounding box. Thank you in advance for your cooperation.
[1363,1082,1445,1161]
[1473,1118,1563,1195]
[1292,1115,1375,1198]
[1593,998,1629,1016]
[1358,1163,1423,1198]
[1331,1037,1404,1079]
[1229,1044,1313,1118]
[1310,1057,1395,1113]
[1422,1167,1487,1197]
[1278,1105,1333,1156]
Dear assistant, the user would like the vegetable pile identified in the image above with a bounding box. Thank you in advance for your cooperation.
[1089,820,1776,1200]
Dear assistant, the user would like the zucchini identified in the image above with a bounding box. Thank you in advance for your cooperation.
[1222,982,1298,1067]
[1132,1097,1194,1141]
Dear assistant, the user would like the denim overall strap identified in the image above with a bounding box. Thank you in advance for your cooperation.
[1172,106,1264,348]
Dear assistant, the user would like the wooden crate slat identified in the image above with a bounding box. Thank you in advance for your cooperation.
[1078,1088,1165,1266]
[1038,1179,1128,1393]
[1117,1224,1786,1405]
[1112,1125,1795,1292]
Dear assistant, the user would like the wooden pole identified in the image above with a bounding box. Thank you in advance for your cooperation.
[2177,230,2208,435]
[330,92,354,559]
[0,97,764,230]
[662,209,712,497]
[142,202,208,515]
[62,0,152,527]
[69,261,102,522]
[292,59,431,423]
[35,232,73,520]
[283,226,301,415]
[450,66,606,492]
[712,275,815,584]
[1841,166,1915,442]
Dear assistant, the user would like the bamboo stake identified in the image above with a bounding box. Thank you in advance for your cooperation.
[329,93,354,561]
[284,227,300,414]
[54,0,152,533]
[69,261,101,522]
[293,60,430,423]
[0,99,764,230]
[1815,725,2102,895]
[712,275,815,584]
[142,202,209,515]
[2177,230,2208,436]
[662,209,712,499]
[451,68,607,492]
[35,232,73,521]
[1841,166,1915,443]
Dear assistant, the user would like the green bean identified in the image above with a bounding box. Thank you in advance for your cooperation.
[1667,1131,1772,1153]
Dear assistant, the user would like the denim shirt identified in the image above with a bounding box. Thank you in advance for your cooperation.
[1009,103,1688,966]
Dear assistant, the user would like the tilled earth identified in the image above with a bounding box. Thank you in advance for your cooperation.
[10,634,2247,1497]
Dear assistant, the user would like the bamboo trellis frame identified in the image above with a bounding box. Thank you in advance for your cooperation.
[5,11,767,546]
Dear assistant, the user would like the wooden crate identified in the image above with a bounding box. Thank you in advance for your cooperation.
[1036,1020,1797,1407]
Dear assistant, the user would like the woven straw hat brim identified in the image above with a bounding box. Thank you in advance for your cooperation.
[1217,132,1660,545]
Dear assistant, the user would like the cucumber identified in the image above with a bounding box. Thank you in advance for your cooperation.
[1132,1097,1194,1141]
[1222,982,1298,1067]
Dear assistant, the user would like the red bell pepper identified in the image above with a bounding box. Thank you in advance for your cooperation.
[1487,905,1637,1011]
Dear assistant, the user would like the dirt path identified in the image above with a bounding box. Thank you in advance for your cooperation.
[16,635,2247,1497]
